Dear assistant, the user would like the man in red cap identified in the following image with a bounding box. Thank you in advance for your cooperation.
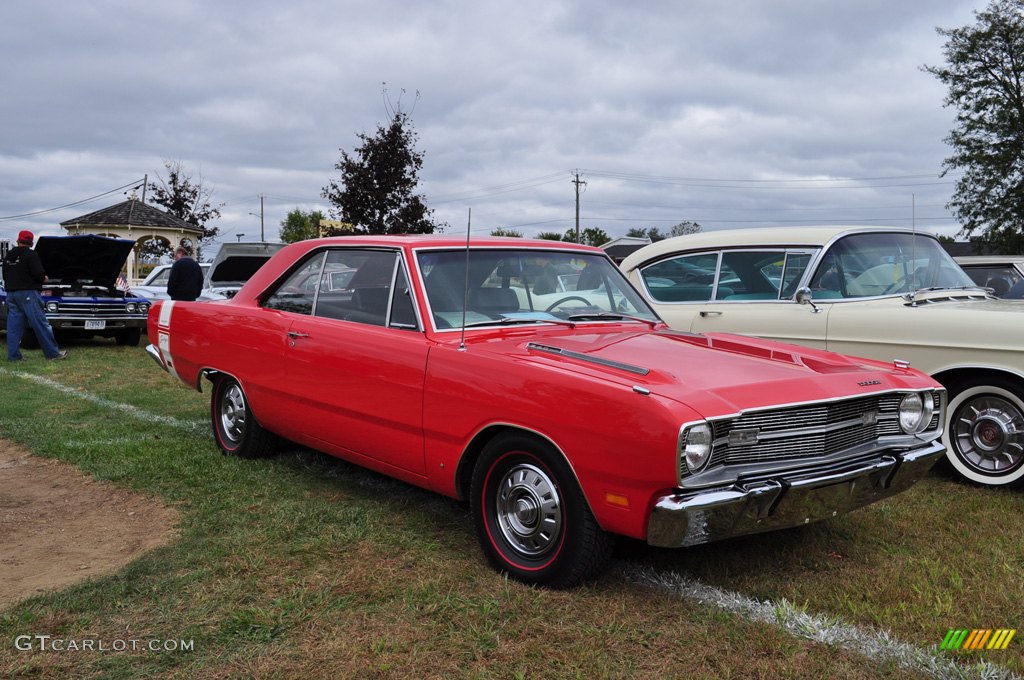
[2,230,67,361]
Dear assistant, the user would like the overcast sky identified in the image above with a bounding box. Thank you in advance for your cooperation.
[0,0,984,249]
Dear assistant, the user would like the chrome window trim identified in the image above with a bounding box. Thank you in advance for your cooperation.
[261,245,425,332]
[639,247,822,305]
[638,229,983,305]
[309,251,329,316]
[411,245,656,334]
[793,230,974,303]
[635,249,721,304]
[386,256,423,330]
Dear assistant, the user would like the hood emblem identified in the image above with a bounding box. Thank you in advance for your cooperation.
[857,379,882,386]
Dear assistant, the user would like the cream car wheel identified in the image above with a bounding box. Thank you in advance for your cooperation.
[943,381,1024,487]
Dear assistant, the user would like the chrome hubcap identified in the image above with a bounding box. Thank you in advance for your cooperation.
[220,384,246,444]
[495,463,562,557]
[954,396,1024,473]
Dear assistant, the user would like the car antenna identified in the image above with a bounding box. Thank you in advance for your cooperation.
[459,207,471,352]
[911,193,918,297]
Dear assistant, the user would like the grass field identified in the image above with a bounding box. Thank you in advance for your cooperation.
[0,342,1021,678]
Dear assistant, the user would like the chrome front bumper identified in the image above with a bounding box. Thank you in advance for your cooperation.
[647,441,944,548]
[145,343,169,372]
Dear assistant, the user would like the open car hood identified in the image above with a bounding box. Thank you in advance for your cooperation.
[34,235,133,289]
[205,242,285,286]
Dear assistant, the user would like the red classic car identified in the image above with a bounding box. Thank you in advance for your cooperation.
[147,236,946,586]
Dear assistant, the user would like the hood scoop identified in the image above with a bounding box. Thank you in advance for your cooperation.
[526,342,650,376]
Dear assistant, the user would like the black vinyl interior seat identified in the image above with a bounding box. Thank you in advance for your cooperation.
[470,287,520,314]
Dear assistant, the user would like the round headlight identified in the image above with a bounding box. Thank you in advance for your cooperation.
[139,302,149,313]
[126,303,137,313]
[682,422,713,473]
[899,392,934,434]
[45,301,59,313]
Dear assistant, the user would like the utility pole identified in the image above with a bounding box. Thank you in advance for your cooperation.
[250,195,266,241]
[572,171,586,243]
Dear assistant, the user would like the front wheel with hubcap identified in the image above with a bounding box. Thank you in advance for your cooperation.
[210,375,277,458]
[471,432,612,588]
[943,377,1024,487]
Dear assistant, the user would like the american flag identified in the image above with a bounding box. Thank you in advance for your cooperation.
[116,274,131,294]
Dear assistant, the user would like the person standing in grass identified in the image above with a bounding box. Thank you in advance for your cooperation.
[166,245,204,302]
[2,230,67,361]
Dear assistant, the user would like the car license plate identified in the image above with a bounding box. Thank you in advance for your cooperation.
[85,320,106,330]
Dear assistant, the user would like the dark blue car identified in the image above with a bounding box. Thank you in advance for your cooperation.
[1,235,150,346]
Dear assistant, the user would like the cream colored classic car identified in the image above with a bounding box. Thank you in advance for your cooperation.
[620,226,1024,488]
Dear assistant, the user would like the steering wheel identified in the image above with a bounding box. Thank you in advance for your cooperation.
[882,266,928,295]
[545,295,591,312]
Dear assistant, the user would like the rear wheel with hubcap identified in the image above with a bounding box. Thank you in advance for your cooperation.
[210,375,277,459]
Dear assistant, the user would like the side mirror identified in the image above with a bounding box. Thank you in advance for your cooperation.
[794,286,821,313]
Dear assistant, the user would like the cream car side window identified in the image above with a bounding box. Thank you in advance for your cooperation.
[639,252,719,302]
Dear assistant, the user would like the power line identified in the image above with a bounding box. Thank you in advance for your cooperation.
[0,179,145,222]
[430,172,567,204]
[581,168,962,184]
[582,198,951,213]
[578,215,958,224]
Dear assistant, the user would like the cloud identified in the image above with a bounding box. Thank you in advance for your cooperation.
[0,0,983,244]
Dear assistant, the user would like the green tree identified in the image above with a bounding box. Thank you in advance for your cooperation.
[536,231,564,241]
[322,111,443,235]
[279,208,325,243]
[670,221,702,237]
[626,227,667,242]
[925,0,1024,251]
[146,160,222,256]
[565,227,610,246]
[490,228,523,237]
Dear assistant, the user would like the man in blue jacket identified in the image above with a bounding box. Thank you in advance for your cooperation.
[166,246,204,301]
[2,230,67,361]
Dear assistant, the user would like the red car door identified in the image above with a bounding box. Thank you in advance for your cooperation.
[282,249,429,475]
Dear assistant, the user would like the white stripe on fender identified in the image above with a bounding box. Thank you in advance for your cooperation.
[156,301,178,380]
[158,299,174,327]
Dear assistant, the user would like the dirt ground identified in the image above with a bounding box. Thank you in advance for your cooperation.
[0,439,177,608]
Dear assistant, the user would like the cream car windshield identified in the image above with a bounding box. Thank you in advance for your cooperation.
[417,249,659,329]
[808,233,976,298]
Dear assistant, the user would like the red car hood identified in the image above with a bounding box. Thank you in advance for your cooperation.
[474,327,933,419]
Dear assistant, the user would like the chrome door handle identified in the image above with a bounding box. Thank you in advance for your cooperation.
[287,331,310,338]
[699,311,722,317]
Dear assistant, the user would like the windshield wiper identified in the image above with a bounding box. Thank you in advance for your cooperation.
[462,317,577,329]
[566,312,660,327]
